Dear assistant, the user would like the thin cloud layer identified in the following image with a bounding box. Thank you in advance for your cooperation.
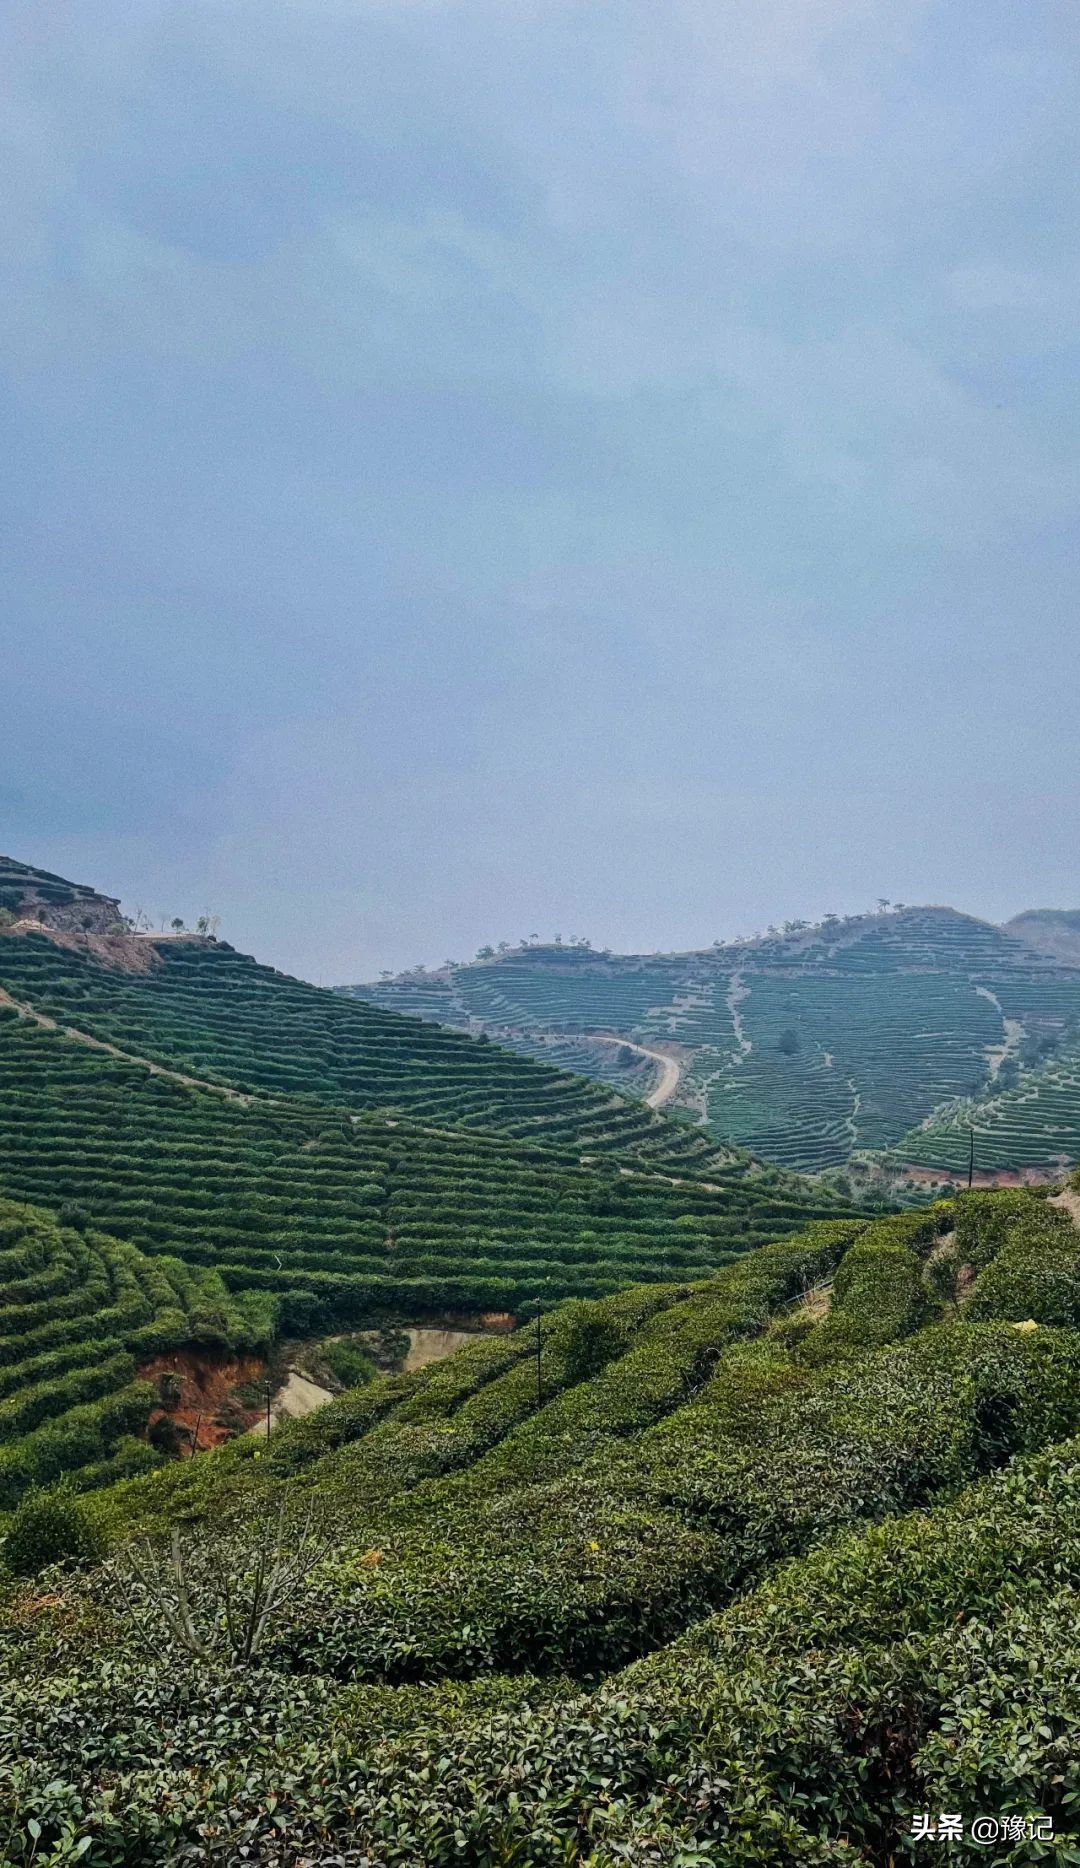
[2,0,1078,974]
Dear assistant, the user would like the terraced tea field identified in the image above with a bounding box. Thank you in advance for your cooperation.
[0,931,729,1174]
[895,1033,1080,1176]
[0,875,857,1500]
[348,907,1080,1174]
[0,1196,273,1505]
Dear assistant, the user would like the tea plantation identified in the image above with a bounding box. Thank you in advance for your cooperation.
[0,927,738,1173]
[894,1032,1080,1175]
[348,905,1080,1174]
[0,1198,270,1508]
[0,973,845,1327]
[0,863,857,1501]
[5,1185,1080,1862]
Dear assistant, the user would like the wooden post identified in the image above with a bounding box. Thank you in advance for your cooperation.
[968,1126,975,1190]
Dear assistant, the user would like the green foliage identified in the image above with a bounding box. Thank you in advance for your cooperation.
[8,868,1080,1861]
[319,1337,376,1389]
[2,1483,104,1576]
[797,1209,942,1364]
[559,1301,628,1384]
[0,1199,271,1499]
[968,1234,1080,1326]
[0,932,854,1375]
[954,1187,1065,1269]
[7,1196,1080,1862]
[350,904,1080,1172]
[950,1191,1080,1325]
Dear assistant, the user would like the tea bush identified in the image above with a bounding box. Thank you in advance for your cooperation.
[5,1193,1080,1864]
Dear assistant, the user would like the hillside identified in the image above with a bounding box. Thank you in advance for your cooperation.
[1005,907,1080,967]
[0,858,854,1500]
[5,1183,1080,1861]
[345,905,1080,1178]
[0,853,122,938]
[893,1031,1080,1178]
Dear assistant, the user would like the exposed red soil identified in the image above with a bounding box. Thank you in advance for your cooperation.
[139,1349,268,1454]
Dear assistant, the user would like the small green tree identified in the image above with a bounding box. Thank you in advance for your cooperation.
[148,1415,183,1458]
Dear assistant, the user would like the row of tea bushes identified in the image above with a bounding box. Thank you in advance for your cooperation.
[0,1000,853,1345]
[0,932,737,1175]
[8,1194,1080,1860]
[0,1198,279,1502]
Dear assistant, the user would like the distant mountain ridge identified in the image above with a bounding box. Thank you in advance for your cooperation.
[344,903,1080,1179]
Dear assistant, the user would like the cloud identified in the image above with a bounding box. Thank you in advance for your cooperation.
[2,0,1080,970]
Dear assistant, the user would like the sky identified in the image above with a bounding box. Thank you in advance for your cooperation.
[3,0,1080,982]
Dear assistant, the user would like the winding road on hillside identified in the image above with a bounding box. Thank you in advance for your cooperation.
[587,1033,682,1107]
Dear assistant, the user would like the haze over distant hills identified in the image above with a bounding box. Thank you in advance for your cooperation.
[345,903,1080,1181]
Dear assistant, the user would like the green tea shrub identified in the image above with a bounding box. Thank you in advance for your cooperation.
[954,1187,1069,1269]
[2,1483,104,1576]
[797,1211,941,1364]
[558,1301,628,1384]
[967,1233,1080,1326]
[320,1337,376,1388]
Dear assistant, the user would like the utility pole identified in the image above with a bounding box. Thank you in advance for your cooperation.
[968,1126,976,1190]
[534,1296,543,1410]
[264,1379,273,1440]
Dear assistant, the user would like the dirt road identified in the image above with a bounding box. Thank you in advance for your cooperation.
[587,1033,682,1107]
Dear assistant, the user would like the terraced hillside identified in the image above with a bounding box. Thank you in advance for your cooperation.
[895,1030,1080,1177]
[0,853,122,934]
[0,1198,271,1507]
[0,916,740,1174]
[346,907,1080,1174]
[6,1185,1080,1862]
[1005,907,1080,966]
[0,862,854,1504]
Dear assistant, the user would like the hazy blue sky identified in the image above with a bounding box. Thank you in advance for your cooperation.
[4,1,1079,980]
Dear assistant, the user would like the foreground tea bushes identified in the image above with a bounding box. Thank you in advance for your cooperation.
[6,1192,1080,1863]
[256,1318,1080,1689]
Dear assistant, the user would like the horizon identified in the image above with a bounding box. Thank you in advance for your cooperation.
[5,848,1078,983]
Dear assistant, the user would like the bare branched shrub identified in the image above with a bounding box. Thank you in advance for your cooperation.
[112,1500,334,1664]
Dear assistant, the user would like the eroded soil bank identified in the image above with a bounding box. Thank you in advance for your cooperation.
[141,1316,516,1452]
